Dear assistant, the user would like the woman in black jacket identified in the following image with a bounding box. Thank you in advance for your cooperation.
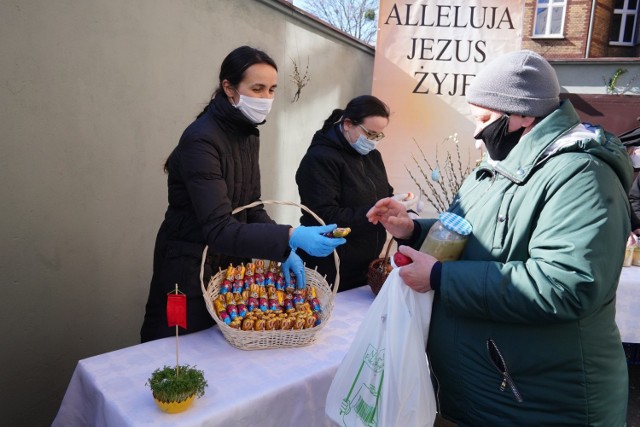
[295,95,393,292]
[140,46,345,342]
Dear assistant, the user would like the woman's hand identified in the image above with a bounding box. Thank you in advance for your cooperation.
[289,224,345,257]
[281,250,306,288]
[366,197,414,239]
[396,245,438,293]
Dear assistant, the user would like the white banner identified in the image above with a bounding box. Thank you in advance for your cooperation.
[373,1,525,216]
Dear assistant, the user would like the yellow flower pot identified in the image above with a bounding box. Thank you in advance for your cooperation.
[153,394,195,414]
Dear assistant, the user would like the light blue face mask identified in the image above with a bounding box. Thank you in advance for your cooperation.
[352,134,378,155]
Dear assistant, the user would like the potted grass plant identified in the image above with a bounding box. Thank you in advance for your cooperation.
[146,364,208,414]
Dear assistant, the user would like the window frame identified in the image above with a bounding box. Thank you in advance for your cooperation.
[532,0,567,39]
[609,0,640,46]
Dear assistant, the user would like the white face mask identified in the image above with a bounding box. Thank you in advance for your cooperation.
[631,154,640,169]
[352,134,378,155]
[233,94,273,124]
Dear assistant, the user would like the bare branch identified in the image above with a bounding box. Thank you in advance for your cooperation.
[297,0,378,44]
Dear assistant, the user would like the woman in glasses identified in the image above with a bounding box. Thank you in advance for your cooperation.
[295,95,393,292]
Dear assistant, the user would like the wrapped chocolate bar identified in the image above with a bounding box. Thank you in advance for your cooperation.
[241,318,254,331]
[324,227,351,238]
[254,318,266,331]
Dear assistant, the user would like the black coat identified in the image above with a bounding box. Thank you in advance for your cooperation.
[295,124,393,292]
[141,92,291,342]
[629,174,640,230]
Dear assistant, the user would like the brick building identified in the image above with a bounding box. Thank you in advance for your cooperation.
[518,0,640,133]
[522,0,640,58]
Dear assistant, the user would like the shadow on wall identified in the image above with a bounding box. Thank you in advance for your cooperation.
[560,93,640,135]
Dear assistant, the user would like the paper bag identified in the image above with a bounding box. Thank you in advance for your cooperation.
[325,269,436,427]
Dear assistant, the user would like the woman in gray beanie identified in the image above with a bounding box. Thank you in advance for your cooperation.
[368,50,631,426]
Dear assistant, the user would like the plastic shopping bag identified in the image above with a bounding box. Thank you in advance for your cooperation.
[325,268,436,427]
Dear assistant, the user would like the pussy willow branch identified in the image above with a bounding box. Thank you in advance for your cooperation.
[414,139,451,209]
[406,135,471,213]
[407,152,448,213]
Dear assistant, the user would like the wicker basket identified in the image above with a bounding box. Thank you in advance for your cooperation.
[367,237,394,296]
[200,200,340,350]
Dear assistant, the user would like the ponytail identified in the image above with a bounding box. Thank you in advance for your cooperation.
[321,108,344,132]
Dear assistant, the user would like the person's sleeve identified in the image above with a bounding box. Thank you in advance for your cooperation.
[439,157,629,324]
[629,175,640,229]
[180,139,291,261]
[395,219,436,248]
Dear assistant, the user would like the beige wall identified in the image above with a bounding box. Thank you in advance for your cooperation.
[0,0,374,424]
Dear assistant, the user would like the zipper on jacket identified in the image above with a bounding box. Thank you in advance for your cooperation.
[426,348,442,415]
[486,338,523,403]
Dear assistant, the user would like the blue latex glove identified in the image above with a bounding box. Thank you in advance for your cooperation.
[290,224,346,257]
[282,250,306,289]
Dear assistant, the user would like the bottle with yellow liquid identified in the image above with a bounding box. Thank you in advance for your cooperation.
[632,242,640,266]
[421,212,472,262]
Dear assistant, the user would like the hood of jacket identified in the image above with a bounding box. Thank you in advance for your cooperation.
[207,91,261,136]
[481,100,633,192]
[307,123,361,157]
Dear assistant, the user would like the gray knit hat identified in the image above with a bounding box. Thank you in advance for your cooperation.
[466,50,560,117]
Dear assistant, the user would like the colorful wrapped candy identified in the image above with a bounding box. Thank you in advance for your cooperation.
[237,303,247,318]
[225,265,235,281]
[234,264,245,281]
[241,318,254,331]
[309,297,321,312]
[214,298,231,325]
[305,315,316,329]
[232,280,243,294]
[247,297,258,312]
[293,290,304,306]
[324,227,351,238]
[255,259,265,275]
[293,317,305,330]
[214,262,326,331]
[283,293,294,311]
[220,279,232,295]
[254,318,266,331]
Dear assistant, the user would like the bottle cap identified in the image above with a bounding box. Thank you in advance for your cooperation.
[439,212,473,236]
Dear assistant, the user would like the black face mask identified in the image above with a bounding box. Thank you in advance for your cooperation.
[474,115,525,161]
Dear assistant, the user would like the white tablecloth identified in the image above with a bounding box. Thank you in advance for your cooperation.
[617,266,640,344]
[52,286,375,427]
[52,269,640,427]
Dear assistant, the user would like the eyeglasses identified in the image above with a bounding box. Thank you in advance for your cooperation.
[358,124,385,142]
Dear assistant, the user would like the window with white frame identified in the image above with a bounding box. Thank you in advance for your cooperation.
[533,0,566,37]
[610,0,640,45]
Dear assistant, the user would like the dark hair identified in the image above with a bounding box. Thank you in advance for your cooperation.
[196,45,278,118]
[321,95,390,132]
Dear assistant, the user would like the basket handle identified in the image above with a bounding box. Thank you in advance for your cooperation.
[199,200,341,296]
[381,235,394,262]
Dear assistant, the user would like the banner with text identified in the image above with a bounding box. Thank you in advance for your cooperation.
[373,1,525,216]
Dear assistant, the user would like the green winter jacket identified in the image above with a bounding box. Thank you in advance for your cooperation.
[415,101,632,426]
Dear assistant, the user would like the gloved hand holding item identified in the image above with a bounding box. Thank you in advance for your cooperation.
[290,224,346,257]
[282,250,306,288]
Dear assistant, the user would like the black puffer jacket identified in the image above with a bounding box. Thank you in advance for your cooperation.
[141,92,290,342]
[629,174,640,229]
[295,124,393,291]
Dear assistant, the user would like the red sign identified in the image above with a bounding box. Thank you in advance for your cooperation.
[167,293,187,329]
